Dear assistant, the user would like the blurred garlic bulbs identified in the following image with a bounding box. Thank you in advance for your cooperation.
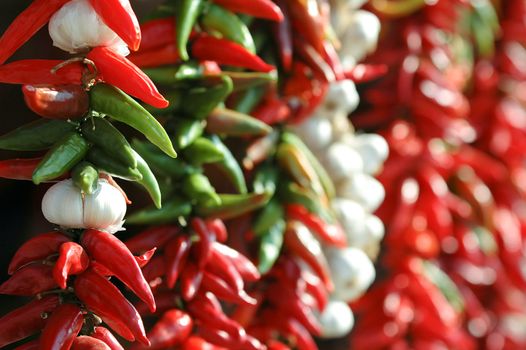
[42,179,126,233]
[316,301,355,338]
[49,0,129,56]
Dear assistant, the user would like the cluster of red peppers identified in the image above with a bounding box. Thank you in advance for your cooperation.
[350,0,526,348]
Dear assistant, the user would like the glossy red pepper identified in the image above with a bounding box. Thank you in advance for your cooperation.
[22,84,89,120]
[135,291,178,317]
[141,256,166,283]
[53,242,90,289]
[165,235,191,289]
[9,232,70,274]
[344,64,389,83]
[72,336,111,350]
[272,0,293,71]
[0,295,59,347]
[181,336,226,350]
[0,158,45,181]
[197,325,244,349]
[191,218,214,269]
[286,0,324,54]
[91,327,124,350]
[13,340,40,350]
[139,18,176,52]
[87,47,168,108]
[0,0,71,64]
[212,242,260,282]
[125,225,179,254]
[211,0,283,21]
[74,269,149,345]
[252,95,291,125]
[0,264,57,296]
[129,43,181,68]
[40,304,84,350]
[191,35,275,73]
[89,0,141,51]
[206,219,228,243]
[181,262,204,301]
[81,229,156,312]
[0,60,83,85]
[293,38,335,83]
[201,271,257,306]
[206,246,244,293]
[131,309,193,350]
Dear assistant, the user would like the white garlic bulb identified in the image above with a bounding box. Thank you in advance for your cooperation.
[320,142,364,182]
[42,179,126,233]
[337,173,385,213]
[325,247,376,302]
[350,134,389,175]
[316,300,355,338]
[49,0,129,56]
[331,198,367,244]
[320,80,360,116]
[290,114,334,151]
[339,11,381,66]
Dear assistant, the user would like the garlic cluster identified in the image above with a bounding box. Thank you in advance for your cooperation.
[290,1,386,339]
[48,0,129,56]
[42,179,126,233]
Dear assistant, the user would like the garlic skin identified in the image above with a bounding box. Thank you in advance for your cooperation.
[337,173,386,213]
[316,300,355,338]
[42,179,126,233]
[49,0,129,56]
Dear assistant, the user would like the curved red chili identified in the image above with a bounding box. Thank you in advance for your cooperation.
[40,303,84,350]
[91,327,124,350]
[191,218,214,269]
[71,336,112,350]
[0,60,83,85]
[53,242,90,289]
[81,229,156,312]
[165,235,191,289]
[201,271,257,306]
[125,225,179,254]
[180,262,204,301]
[0,264,57,296]
[212,242,260,282]
[22,84,89,120]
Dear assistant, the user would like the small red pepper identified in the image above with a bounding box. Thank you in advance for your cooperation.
[191,218,214,269]
[272,0,293,71]
[293,38,335,83]
[197,325,243,349]
[13,340,40,350]
[74,269,150,345]
[130,309,193,350]
[252,95,291,125]
[87,47,168,108]
[135,291,177,317]
[89,0,141,51]
[141,256,166,283]
[40,304,84,350]
[181,262,204,301]
[0,60,83,85]
[206,219,228,243]
[181,336,226,350]
[211,0,284,21]
[165,235,191,289]
[344,64,389,83]
[125,225,179,254]
[91,327,124,350]
[139,18,176,52]
[201,271,257,306]
[0,158,45,181]
[52,242,90,289]
[22,84,89,120]
[0,0,71,64]
[212,242,260,282]
[71,336,111,350]
[81,229,156,312]
[206,246,245,293]
[135,248,157,268]
[0,295,59,348]
[191,35,275,73]
[128,43,180,68]
[8,232,70,274]
[0,264,57,296]
[287,0,324,54]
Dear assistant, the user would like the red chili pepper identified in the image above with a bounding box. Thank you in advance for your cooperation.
[212,243,260,282]
[321,42,345,81]
[302,271,328,311]
[251,95,291,125]
[22,84,89,120]
[135,291,178,316]
[8,232,70,274]
[211,0,283,21]
[125,225,179,254]
[0,60,83,85]
[53,242,90,289]
[206,246,244,293]
[267,340,291,350]
[191,218,214,269]
[191,35,275,73]
[0,158,45,181]
[282,317,317,350]
[188,292,245,339]
[89,0,141,51]
[344,64,389,83]
[134,248,157,269]
[293,38,335,83]
[74,269,149,345]
[40,303,84,350]
[206,219,228,243]
[139,18,176,52]
[285,204,347,247]
[165,235,191,289]
[87,47,168,108]
[81,229,156,312]
[197,325,243,349]
[181,336,226,350]
[141,256,166,283]
[128,43,180,68]
[71,336,111,350]
[201,271,257,306]
[0,0,71,64]
[0,264,57,296]
[91,327,124,350]
[131,309,193,350]
[272,0,293,71]
[13,340,39,350]
[286,0,324,54]
[0,295,59,348]
[180,262,204,301]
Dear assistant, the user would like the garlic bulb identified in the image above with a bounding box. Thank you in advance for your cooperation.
[291,114,334,151]
[339,11,381,66]
[350,134,389,175]
[316,300,355,338]
[42,179,126,233]
[337,173,385,213]
[320,142,364,182]
[49,0,129,56]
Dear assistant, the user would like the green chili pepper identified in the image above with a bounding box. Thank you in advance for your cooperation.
[182,137,225,165]
[282,132,336,199]
[132,140,193,179]
[222,71,277,92]
[207,135,247,194]
[182,172,221,206]
[253,198,284,236]
[258,219,286,274]
[423,261,465,312]
[172,118,205,149]
[196,191,272,219]
[126,196,192,225]
[71,161,99,194]
[175,0,204,61]
[90,83,177,158]
[232,86,266,114]
[206,108,272,137]
[180,76,233,119]
[253,164,279,195]
[81,117,137,168]
[32,133,89,184]
[144,63,203,85]
[0,120,76,151]
[201,4,256,53]
[133,150,162,208]
[86,147,142,181]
